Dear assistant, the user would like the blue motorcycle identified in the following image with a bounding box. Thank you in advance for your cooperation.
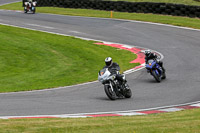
[145,59,166,82]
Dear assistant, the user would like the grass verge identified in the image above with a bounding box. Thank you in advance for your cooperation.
[0,108,199,132]
[0,24,139,92]
[0,2,200,29]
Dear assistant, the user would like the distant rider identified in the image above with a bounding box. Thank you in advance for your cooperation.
[28,0,36,7]
[144,50,165,73]
[103,57,127,85]
[28,0,33,7]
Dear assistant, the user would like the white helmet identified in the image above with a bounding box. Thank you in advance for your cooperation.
[105,57,113,67]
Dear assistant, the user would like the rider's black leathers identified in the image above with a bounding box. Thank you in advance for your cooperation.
[103,62,125,83]
[145,53,165,72]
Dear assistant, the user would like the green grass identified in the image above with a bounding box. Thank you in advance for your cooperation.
[0,24,139,92]
[1,2,200,29]
[111,0,200,6]
[0,108,199,132]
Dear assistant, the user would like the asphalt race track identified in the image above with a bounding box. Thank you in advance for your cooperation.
[0,0,20,6]
[0,0,200,116]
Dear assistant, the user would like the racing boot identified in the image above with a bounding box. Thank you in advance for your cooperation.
[161,66,166,79]
[158,61,165,72]
[122,76,129,90]
[122,75,127,84]
[162,66,165,73]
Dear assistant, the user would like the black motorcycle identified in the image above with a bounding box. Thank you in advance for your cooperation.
[24,1,36,14]
[98,68,132,100]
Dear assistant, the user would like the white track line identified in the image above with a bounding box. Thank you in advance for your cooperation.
[0,100,200,119]
[25,23,56,29]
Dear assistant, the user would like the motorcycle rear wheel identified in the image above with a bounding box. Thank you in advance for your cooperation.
[104,85,116,100]
[124,84,132,98]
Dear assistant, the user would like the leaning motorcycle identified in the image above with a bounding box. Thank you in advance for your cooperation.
[145,59,166,82]
[24,1,36,14]
[98,68,132,100]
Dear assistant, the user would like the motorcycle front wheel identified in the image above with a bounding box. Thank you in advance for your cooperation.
[152,70,161,82]
[104,85,116,100]
[24,8,27,13]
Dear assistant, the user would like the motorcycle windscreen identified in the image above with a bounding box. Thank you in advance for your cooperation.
[146,61,156,69]
[98,68,110,82]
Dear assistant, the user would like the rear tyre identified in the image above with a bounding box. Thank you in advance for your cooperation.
[125,89,132,98]
[104,85,116,100]
[124,83,132,98]
[162,72,166,79]
[152,70,161,82]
